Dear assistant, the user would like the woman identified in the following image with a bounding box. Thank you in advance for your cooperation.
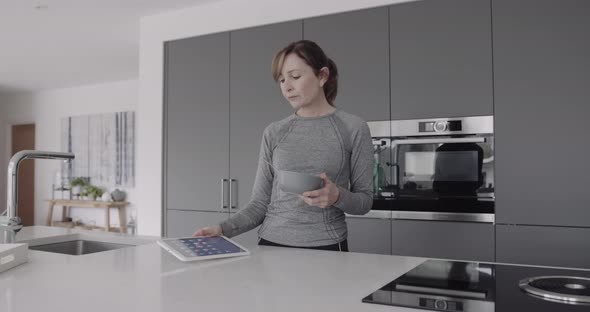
[193,40,373,251]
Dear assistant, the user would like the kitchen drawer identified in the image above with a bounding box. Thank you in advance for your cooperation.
[347,216,391,255]
[496,224,590,269]
[391,219,494,262]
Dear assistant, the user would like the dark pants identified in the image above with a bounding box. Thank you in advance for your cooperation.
[258,238,349,252]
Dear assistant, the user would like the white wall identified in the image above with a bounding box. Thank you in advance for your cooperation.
[0,93,35,211]
[137,0,415,235]
[0,79,138,227]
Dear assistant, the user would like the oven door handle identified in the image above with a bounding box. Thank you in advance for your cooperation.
[390,163,399,188]
[391,211,495,223]
[392,137,486,145]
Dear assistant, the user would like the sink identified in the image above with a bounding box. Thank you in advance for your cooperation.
[29,240,133,255]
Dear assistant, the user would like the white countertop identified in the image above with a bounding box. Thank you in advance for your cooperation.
[0,226,426,312]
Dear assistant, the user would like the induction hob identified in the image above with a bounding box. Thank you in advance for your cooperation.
[363,260,590,312]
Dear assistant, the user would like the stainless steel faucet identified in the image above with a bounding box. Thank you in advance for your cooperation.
[1,150,75,243]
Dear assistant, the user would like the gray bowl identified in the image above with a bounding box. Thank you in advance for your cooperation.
[279,170,323,195]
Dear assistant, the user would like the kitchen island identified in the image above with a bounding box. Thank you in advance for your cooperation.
[0,226,425,312]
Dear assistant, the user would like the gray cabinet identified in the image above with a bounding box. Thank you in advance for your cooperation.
[493,0,590,227]
[391,220,494,262]
[229,21,301,212]
[389,0,493,119]
[347,217,391,255]
[165,24,301,238]
[164,33,230,214]
[227,21,301,247]
[496,225,590,269]
[166,210,228,238]
[304,7,390,122]
[164,3,509,253]
[165,210,260,247]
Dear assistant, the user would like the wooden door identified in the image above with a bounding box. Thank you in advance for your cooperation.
[12,124,36,226]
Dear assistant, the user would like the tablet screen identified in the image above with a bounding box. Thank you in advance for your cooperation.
[169,236,245,257]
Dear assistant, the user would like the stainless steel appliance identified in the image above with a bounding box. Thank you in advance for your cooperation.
[363,259,590,311]
[368,116,494,223]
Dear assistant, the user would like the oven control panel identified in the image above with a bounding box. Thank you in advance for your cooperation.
[420,120,462,133]
[420,298,463,311]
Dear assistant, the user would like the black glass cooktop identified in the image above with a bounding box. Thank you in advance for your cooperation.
[363,260,590,312]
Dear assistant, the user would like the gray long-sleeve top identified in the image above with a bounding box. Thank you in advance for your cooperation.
[219,109,374,247]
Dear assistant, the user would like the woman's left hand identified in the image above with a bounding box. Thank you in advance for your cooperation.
[301,173,340,208]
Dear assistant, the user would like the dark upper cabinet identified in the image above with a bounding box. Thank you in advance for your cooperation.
[304,7,390,122]
[230,21,301,212]
[389,0,493,119]
[493,0,590,227]
[164,33,230,213]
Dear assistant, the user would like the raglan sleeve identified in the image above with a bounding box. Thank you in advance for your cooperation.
[332,121,374,215]
[219,124,275,237]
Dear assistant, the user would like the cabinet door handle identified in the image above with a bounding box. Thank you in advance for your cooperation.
[229,179,237,209]
[221,179,229,209]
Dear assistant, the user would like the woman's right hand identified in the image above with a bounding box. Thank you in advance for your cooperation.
[192,225,223,237]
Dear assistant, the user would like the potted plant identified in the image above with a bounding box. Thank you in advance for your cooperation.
[82,185,104,201]
[70,177,88,198]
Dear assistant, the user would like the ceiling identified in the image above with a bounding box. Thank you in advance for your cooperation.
[0,0,211,94]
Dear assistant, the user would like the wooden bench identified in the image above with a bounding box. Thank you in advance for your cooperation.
[46,199,130,233]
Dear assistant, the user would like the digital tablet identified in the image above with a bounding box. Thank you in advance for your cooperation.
[157,236,250,262]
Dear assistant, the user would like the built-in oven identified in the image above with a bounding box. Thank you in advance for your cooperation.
[367,116,494,223]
